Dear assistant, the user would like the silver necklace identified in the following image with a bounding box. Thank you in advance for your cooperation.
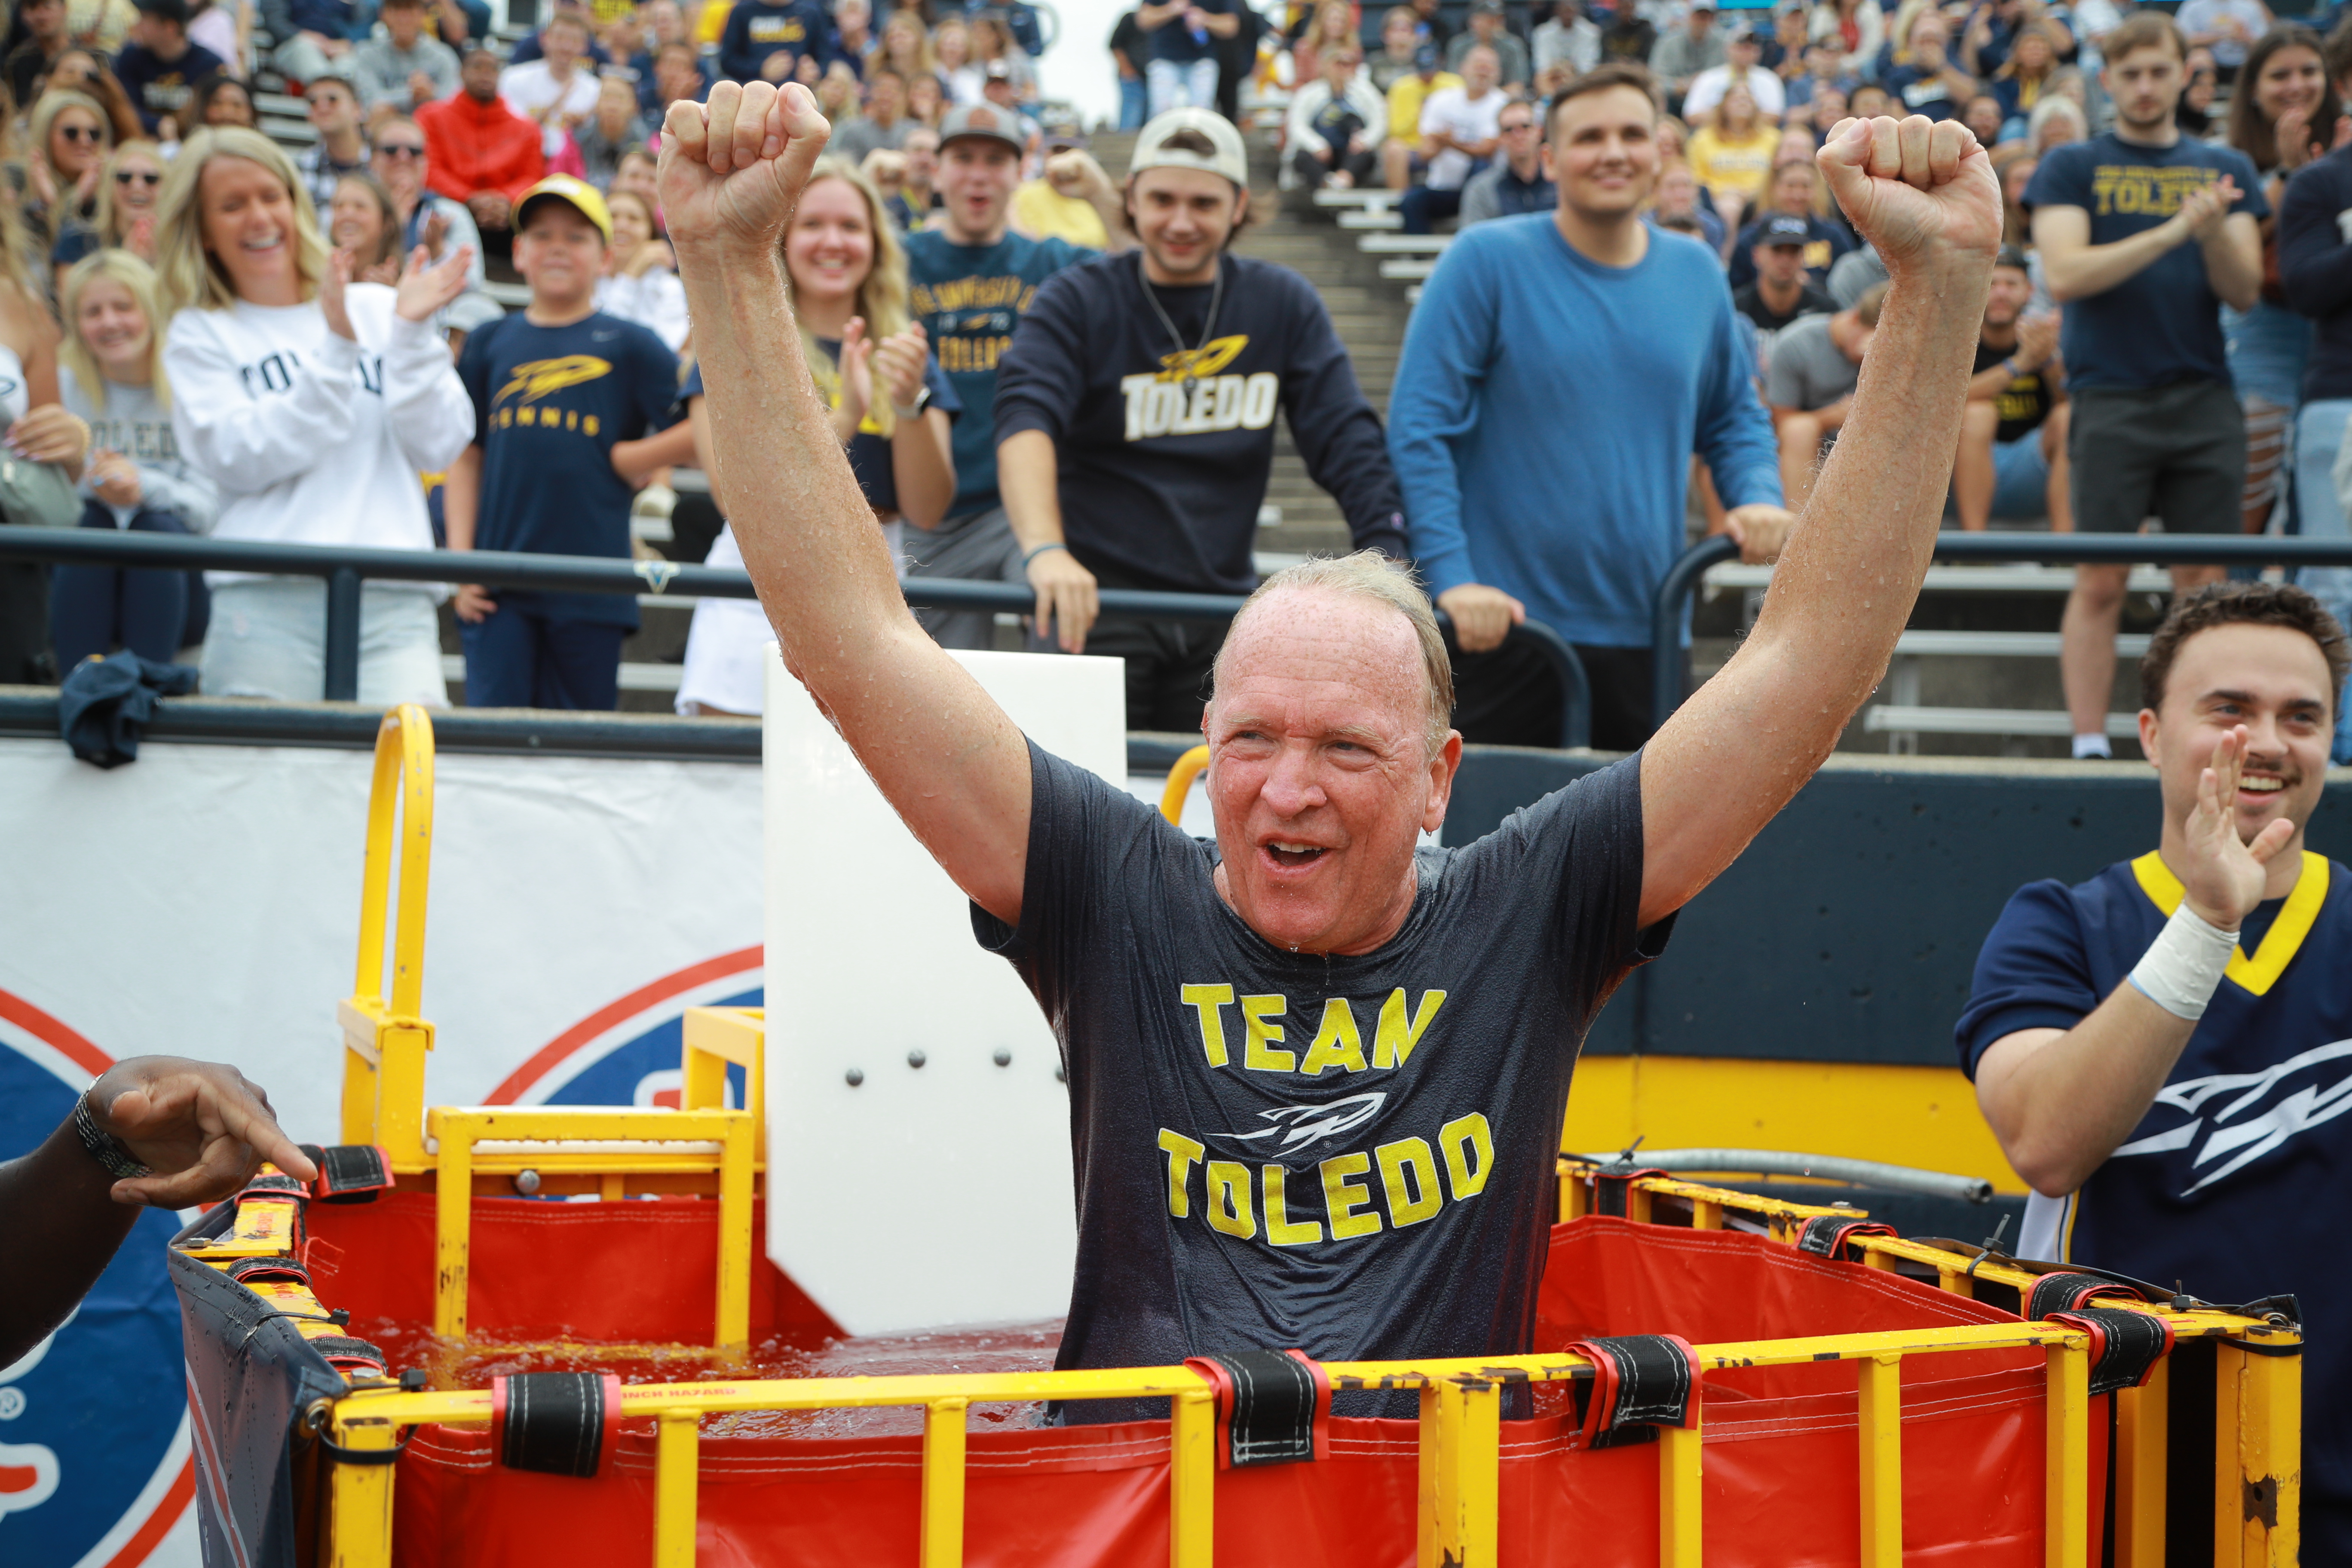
[1139,251,1225,384]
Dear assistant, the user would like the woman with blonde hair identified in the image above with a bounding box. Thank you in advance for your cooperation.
[934,15,982,104]
[593,187,687,352]
[53,138,163,290]
[1289,0,1357,84]
[0,176,91,682]
[877,9,936,84]
[155,126,475,705]
[25,89,112,246]
[676,155,956,716]
[1990,19,2064,138]
[1686,82,1777,231]
[49,251,219,669]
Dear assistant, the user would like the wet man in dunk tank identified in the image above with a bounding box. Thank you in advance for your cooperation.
[658,80,2003,1419]
[1960,582,2352,1559]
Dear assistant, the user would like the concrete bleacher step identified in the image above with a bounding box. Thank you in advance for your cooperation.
[1358,234,1449,254]
[1863,706,2139,739]
[1892,630,2151,658]
[1706,562,2178,597]
[1378,259,1436,281]
[1338,209,1403,231]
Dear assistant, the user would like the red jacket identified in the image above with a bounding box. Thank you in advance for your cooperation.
[418,92,545,206]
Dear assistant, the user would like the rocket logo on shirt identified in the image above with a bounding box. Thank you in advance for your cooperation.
[491,354,613,435]
[747,13,808,42]
[1120,336,1279,441]
[2088,163,2227,218]
[2113,1036,2352,1195]
[1153,983,1494,1247]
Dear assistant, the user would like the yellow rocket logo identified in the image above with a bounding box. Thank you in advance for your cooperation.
[495,355,613,407]
[1154,335,1248,383]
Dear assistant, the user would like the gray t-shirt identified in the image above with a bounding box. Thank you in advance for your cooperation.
[1766,312,1861,412]
[974,742,1665,1421]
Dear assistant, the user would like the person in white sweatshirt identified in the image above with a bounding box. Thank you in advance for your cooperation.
[50,250,220,670]
[153,125,476,706]
[1282,45,1389,192]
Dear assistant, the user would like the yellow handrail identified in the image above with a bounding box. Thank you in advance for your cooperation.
[358,703,435,1020]
[1160,744,1210,826]
[340,705,439,1164]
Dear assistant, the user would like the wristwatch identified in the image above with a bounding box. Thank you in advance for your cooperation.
[890,385,932,423]
[75,1086,150,1180]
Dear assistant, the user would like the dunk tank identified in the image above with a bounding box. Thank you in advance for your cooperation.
[169,652,2305,1567]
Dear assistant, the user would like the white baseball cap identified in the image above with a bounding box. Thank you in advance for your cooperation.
[1130,107,1248,189]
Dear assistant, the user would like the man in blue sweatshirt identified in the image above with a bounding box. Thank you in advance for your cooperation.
[718,0,830,85]
[2277,126,2352,763]
[1391,60,1788,750]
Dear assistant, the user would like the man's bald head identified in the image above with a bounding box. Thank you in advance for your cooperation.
[1211,552,1455,756]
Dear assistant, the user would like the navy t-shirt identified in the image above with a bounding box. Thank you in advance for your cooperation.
[903,228,1093,515]
[1152,0,1231,64]
[1957,851,2352,1556]
[456,311,680,627]
[2021,132,2267,390]
[683,343,960,517]
[977,744,1668,1423]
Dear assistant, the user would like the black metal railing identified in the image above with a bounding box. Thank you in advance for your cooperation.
[1650,533,2352,734]
[0,530,1593,750]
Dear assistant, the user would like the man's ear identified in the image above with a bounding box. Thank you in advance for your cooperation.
[1421,731,1463,835]
[2138,707,2160,769]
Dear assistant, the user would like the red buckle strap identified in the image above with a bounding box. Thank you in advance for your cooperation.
[1179,1350,1331,1470]
[1561,1334,1700,1450]
[1796,1214,1899,1263]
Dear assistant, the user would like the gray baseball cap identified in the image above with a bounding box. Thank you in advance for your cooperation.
[937,103,1026,156]
[1130,107,1248,189]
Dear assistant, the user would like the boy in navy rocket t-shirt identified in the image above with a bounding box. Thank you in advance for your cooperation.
[446,175,680,710]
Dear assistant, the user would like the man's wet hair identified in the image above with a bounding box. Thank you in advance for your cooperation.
[1211,552,1455,757]
[2140,582,2351,715]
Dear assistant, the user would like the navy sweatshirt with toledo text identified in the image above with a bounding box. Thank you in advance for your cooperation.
[992,251,1407,595]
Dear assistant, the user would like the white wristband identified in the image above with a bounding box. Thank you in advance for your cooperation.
[2127,901,2240,1021]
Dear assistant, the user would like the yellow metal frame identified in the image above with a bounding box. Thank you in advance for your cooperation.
[242,717,2304,1567]
[309,1304,2297,1568]
[331,706,766,1351]
[283,1154,2297,1568]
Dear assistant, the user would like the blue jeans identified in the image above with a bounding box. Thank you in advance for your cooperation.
[1118,75,1148,129]
[2294,396,2352,762]
[1146,56,1218,116]
[459,601,627,710]
[49,502,204,669]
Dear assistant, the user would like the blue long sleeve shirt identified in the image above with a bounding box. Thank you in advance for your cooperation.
[1390,214,1780,647]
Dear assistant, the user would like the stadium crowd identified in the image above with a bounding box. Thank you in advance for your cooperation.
[0,0,2346,760]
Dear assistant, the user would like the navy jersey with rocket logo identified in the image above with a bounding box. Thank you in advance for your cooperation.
[1958,851,2352,1555]
[978,744,1663,1422]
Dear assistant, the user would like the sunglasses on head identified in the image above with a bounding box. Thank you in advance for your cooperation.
[58,124,102,142]
[115,168,159,185]
[375,141,425,157]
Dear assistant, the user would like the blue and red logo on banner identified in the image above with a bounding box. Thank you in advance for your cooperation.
[0,949,762,1567]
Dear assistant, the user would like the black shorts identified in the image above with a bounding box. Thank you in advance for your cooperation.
[2068,380,2245,536]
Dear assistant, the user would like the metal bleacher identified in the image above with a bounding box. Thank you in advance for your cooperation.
[1702,562,2177,754]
